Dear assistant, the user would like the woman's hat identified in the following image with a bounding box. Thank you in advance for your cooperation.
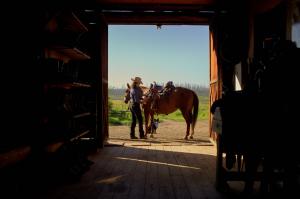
[131,77,143,84]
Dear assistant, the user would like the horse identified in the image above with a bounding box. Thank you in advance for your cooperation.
[124,83,199,139]
[123,83,149,104]
[143,86,199,139]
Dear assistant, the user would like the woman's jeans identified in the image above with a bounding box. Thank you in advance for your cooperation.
[130,103,144,138]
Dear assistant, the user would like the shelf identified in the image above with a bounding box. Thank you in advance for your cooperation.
[70,130,90,142]
[45,46,90,63]
[45,141,64,153]
[45,11,88,33]
[73,112,91,119]
[72,82,92,88]
[0,146,31,169]
[45,82,91,90]
[41,9,95,156]
[62,12,88,32]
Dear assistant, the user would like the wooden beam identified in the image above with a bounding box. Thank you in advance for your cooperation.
[99,5,214,12]
[254,0,284,14]
[102,11,212,25]
[96,0,216,11]
[97,0,215,6]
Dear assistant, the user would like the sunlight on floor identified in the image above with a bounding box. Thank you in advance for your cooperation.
[115,156,202,170]
[96,175,126,184]
[121,145,217,156]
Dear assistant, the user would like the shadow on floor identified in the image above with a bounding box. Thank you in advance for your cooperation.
[1,144,296,199]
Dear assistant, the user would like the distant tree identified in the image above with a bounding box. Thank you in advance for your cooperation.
[108,87,126,100]
[176,82,209,96]
[108,97,113,112]
[108,83,209,99]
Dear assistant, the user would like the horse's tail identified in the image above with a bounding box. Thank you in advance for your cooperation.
[192,92,199,131]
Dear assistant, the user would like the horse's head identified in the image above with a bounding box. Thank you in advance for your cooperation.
[124,83,131,104]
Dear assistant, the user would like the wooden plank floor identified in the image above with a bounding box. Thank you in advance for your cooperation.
[35,121,264,199]
[36,136,266,199]
[38,143,225,199]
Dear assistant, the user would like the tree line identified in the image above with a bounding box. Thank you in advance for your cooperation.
[109,83,209,100]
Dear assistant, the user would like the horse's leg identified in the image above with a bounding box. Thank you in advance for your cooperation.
[181,111,191,140]
[189,111,194,139]
[149,113,154,138]
[144,109,150,138]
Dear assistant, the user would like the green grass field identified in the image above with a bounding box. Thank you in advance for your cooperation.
[109,96,209,125]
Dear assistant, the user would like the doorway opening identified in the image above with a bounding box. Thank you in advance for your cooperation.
[107,25,210,146]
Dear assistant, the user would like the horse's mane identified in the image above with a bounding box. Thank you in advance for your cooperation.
[140,85,148,90]
[140,85,150,94]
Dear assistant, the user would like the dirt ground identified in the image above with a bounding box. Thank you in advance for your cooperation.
[108,120,213,146]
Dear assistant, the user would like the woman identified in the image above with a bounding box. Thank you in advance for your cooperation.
[129,77,145,139]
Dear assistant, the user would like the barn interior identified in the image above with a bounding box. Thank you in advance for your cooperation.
[1,0,300,198]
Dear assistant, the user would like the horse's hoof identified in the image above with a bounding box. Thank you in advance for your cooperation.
[184,136,188,140]
[150,134,154,138]
[189,136,193,139]
[142,134,148,139]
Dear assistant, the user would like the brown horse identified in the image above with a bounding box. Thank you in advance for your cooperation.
[123,83,149,104]
[124,84,199,139]
[143,86,199,139]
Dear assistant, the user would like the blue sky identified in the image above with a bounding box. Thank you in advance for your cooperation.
[108,25,209,88]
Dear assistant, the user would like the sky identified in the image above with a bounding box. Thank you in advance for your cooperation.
[292,22,300,48]
[108,25,209,88]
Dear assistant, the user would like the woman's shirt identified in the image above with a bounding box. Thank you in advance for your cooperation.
[130,87,143,104]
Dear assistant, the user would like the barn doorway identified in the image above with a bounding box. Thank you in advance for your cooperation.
[107,25,211,147]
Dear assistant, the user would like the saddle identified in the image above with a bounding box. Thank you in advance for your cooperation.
[150,81,175,111]
[161,81,175,95]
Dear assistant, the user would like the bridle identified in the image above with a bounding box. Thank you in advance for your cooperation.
[124,88,130,104]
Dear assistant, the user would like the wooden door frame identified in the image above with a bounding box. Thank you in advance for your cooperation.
[99,11,216,144]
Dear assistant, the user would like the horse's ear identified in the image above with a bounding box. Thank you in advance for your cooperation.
[127,83,130,89]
